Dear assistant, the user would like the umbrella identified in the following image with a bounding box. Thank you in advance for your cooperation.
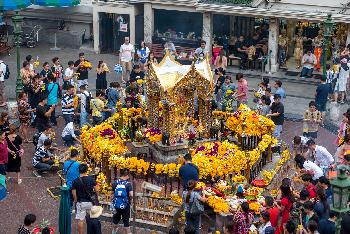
[0,0,31,11]
[31,0,80,7]
[58,185,71,234]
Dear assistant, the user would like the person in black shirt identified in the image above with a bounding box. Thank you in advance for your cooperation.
[74,52,91,88]
[35,96,55,133]
[129,64,145,82]
[235,35,248,69]
[267,94,284,138]
[72,164,97,234]
[18,213,36,234]
[214,67,226,101]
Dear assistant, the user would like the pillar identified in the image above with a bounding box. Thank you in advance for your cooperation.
[287,19,296,57]
[267,18,279,73]
[229,15,235,37]
[93,8,100,53]
[346,25,350,46]
[144,3,153,46]
[130,10,136,45]
[202,12,213,54]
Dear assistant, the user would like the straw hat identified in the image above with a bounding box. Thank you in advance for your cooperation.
[89,206,103,218]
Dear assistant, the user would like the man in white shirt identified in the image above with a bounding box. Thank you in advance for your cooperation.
[62,121,80,147]
[301,50,317,78]
[77,84,92,128]
[119,37,135,83]
[0,60,7,107]
[194,40,208,62]
[295,154,323,181]
[64,61,75,88]
[306,139,334,176]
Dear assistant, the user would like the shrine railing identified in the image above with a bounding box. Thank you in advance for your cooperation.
[198,0,253,6]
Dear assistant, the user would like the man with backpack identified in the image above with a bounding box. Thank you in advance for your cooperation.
[112,168,133,234]
[0,59,9,107]
[77,84,92,128]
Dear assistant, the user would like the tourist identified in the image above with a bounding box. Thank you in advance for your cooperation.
[236,73,248,107]
[305,220,320,234]
[6,124,23,184]
[51,57,63,89]
[129,64,145,83]
[235,35,248,70]
[258,95,271,116]
[86,206,103,234]
[317,176,332,204]
[284,220,297,234]
[20,61,35,89]
[318,210,336,234]
[0,130,8,176]
[303,101,322,139]
[340,210,350,234]
[195,40,208,59]
[325,64,335,101]
[119,37,135,83]
[275,184,294,233]
[301,174,317,199]
[221,76,235,96]
[63,61,75,89]
[46,74,59,126]
[96,60,108,91]
[314,189,330,220]
[106,82,120,116]
[112,168,133,234]
[315,77,329,124]
[25,55,35,72]
[37,126,53,149]
[77,84,92,128]
[301,50,317,78]
[223,223,234,234]
[18,92,33,143]
[182,180,206,234]
[39,62,52,84]
[147,51,158,68]
[302,201,319,227]
[233,201,253,234]
[71,163,97,234]
[179,153,199,189]
[335,135,350,164]
[306,139,334,176]
[274,80,286,102]
[164,39,177,57]
[184,225,196,234]
[63,148,80,189]
[28,75,43,112]
[91,89,111,125]
[61,121,80,147]
[61,84,75,124]
[18,214,36,234]
[292,136,309,157]
[214,67,226,102]
[0,112,9,133]
[267,94,284,138]
[0,59,7,107]
[295,154,323,181]
[214,49,227,71]
[137,41,150,70]
[334,58,348,104]
[265,88,274,106]
[32,139,56,176]
[258,211,273,234]
[335,112,349,146]
[74,52,91,88]
[125,78,139,100]
[35,95,55,133]
[264,196,280,231]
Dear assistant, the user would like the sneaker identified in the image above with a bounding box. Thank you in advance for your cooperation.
[18,179,22,184]
[33,170,41,178]
[341,101,345,104]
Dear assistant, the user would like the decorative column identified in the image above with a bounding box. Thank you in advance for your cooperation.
[144,3,153,46]
[130,10,136,45]
[346,25,350,46]
[229,15,235,37]
[93,8,100,53]
[202,12,213,54]
[267,18,279,73]
[287,19,296,57]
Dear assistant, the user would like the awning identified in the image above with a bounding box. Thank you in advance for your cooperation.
[32,0,80,7]
[0,0,31,11]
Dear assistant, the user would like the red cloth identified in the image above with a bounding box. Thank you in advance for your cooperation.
[0,140,8,164]
[306,183,317,199]
[267,207,280,228]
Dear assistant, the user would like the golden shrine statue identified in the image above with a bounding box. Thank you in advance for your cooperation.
[146,51,214,142]
[278,29,289,68]
[293,29,305,69]
[313,30,324,71]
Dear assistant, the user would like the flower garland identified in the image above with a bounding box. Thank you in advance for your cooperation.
[144,128,162,144]
[96,172,111,195]
[262,149,291,184]
[207,196,230,213]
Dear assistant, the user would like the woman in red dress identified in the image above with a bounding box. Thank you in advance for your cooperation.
[275,184,294,234]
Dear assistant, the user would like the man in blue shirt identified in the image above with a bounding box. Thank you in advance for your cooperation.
[63,148,81,188]
[318,210,336,234]
[106,82,120,118]
[274,80,286,102]
[179,153,199,189]
[46,74,59,125]
[315,77,329,125]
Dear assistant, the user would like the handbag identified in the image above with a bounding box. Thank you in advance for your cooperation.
[188,191,204,215]
[79,177,99,205]
[8,136,24,157]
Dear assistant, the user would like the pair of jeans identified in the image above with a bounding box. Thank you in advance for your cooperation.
[273,125,283,138]
[80,111,88,128]
[48,105,57,125]
[34,159,54,172]
[62,135,75,147]
[185,212,201,234]
[301,67,314,77]
[63,114,74,125]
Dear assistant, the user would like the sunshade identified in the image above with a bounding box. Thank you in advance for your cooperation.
[0,0,31,11]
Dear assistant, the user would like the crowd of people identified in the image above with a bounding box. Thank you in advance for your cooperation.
[0,34,348,234]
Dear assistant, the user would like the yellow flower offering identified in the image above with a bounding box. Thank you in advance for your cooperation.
[207,196,229,213]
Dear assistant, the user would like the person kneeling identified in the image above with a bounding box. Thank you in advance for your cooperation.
[32,139,57,176]
[61,121,80,147]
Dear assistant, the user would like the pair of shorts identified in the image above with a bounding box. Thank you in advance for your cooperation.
[273,125,283,138]
[334,78,347,92]
[316,102,326,112]
[121,61,132,72]
[75,201,93,220]
[113,206,130,227]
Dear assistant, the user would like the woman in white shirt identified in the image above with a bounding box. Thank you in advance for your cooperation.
[137,41,150,71]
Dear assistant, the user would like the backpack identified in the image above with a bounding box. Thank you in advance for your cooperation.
[81,92,92,114]
[113,179,129,209]
[1,62,9,80]
[33,132,41,146]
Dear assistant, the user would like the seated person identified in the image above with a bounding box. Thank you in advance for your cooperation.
[235,35,248,69]
[129,64,145,82]
[125,78,139,98]
[122,97,133,109]
[61,121,81,147]
[221,76,235,95]
[32,139,57,176]
[301,50,317,78]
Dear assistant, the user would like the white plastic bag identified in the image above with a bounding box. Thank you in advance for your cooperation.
[329,101,340,121]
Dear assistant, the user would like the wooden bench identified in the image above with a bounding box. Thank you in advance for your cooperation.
[0,41,11,56]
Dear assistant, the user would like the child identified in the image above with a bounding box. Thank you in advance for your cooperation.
[64,61,75,89]
[86,206,102,234]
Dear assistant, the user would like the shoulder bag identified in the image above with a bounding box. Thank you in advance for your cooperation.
[79,177,99,205]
